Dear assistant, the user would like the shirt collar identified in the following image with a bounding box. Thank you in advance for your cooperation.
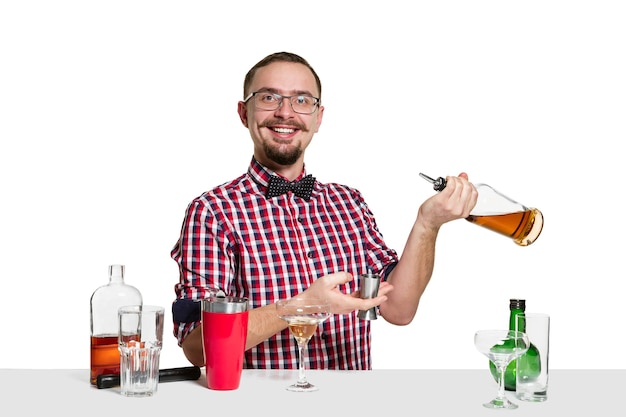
[247,157,309,189]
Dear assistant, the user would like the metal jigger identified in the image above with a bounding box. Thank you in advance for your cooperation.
[357,271,381,320]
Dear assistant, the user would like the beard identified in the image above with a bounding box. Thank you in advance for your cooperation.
[263,141,303,166]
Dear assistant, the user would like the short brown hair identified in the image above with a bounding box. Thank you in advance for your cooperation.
[243,52,322,101]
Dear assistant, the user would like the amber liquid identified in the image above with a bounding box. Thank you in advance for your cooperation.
[466,208,543,246]
[90,335,120,385]
[288,319,319,344]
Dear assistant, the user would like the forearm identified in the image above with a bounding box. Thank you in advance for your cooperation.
[181,327,205,367]
[379,216,439,325]
[181,303,288,367]
[245,303,289,350]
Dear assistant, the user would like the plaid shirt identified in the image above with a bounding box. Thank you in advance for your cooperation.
[171,157,398,369]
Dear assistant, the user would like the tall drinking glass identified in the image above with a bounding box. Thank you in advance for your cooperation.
[516,313,550,402]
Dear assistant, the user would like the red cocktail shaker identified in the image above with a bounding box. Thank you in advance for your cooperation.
[201,296,249,390]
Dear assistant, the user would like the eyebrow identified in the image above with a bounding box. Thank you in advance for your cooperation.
[255,87,316,97]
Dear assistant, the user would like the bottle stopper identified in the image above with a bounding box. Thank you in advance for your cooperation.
[419,172,447,192]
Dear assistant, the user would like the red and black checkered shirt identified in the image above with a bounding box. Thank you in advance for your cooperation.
[171,157,398,369]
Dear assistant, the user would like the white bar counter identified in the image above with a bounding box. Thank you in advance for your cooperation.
[1,368,622,416]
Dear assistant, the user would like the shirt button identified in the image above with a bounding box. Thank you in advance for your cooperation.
[297,217,303,223]
[307,251,314,258]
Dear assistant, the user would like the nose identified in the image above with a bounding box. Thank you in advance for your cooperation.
[274,97,295,117]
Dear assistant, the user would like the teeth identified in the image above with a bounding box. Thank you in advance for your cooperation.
[273,127,295,134]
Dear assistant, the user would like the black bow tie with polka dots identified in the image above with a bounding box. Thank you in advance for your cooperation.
[265,174,315,201]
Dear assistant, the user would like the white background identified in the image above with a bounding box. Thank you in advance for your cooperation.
[1,1,624,370]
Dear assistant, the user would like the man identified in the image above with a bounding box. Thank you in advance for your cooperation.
[171,52,477,369]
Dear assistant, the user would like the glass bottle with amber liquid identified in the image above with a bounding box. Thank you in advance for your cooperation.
[419,174,543,246]
[90,264,142,385]
[466,183,543,246]
[489,299,541,390]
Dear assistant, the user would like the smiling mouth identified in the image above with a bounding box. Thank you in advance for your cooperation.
[269,127,297,134]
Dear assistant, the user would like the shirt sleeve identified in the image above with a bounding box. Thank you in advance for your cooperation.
[170,197,235,346]
[351,187,399,280]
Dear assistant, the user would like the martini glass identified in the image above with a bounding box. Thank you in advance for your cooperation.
[474,330,530,409]
[276,297,331,392]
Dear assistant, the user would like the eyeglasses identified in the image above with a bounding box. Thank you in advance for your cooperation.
[243,91,320,115]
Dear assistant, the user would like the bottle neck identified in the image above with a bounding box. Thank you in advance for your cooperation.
[509,308,526,332]
[108,265,126,285]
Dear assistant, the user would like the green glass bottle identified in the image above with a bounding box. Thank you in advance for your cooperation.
[489,299,541,391]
